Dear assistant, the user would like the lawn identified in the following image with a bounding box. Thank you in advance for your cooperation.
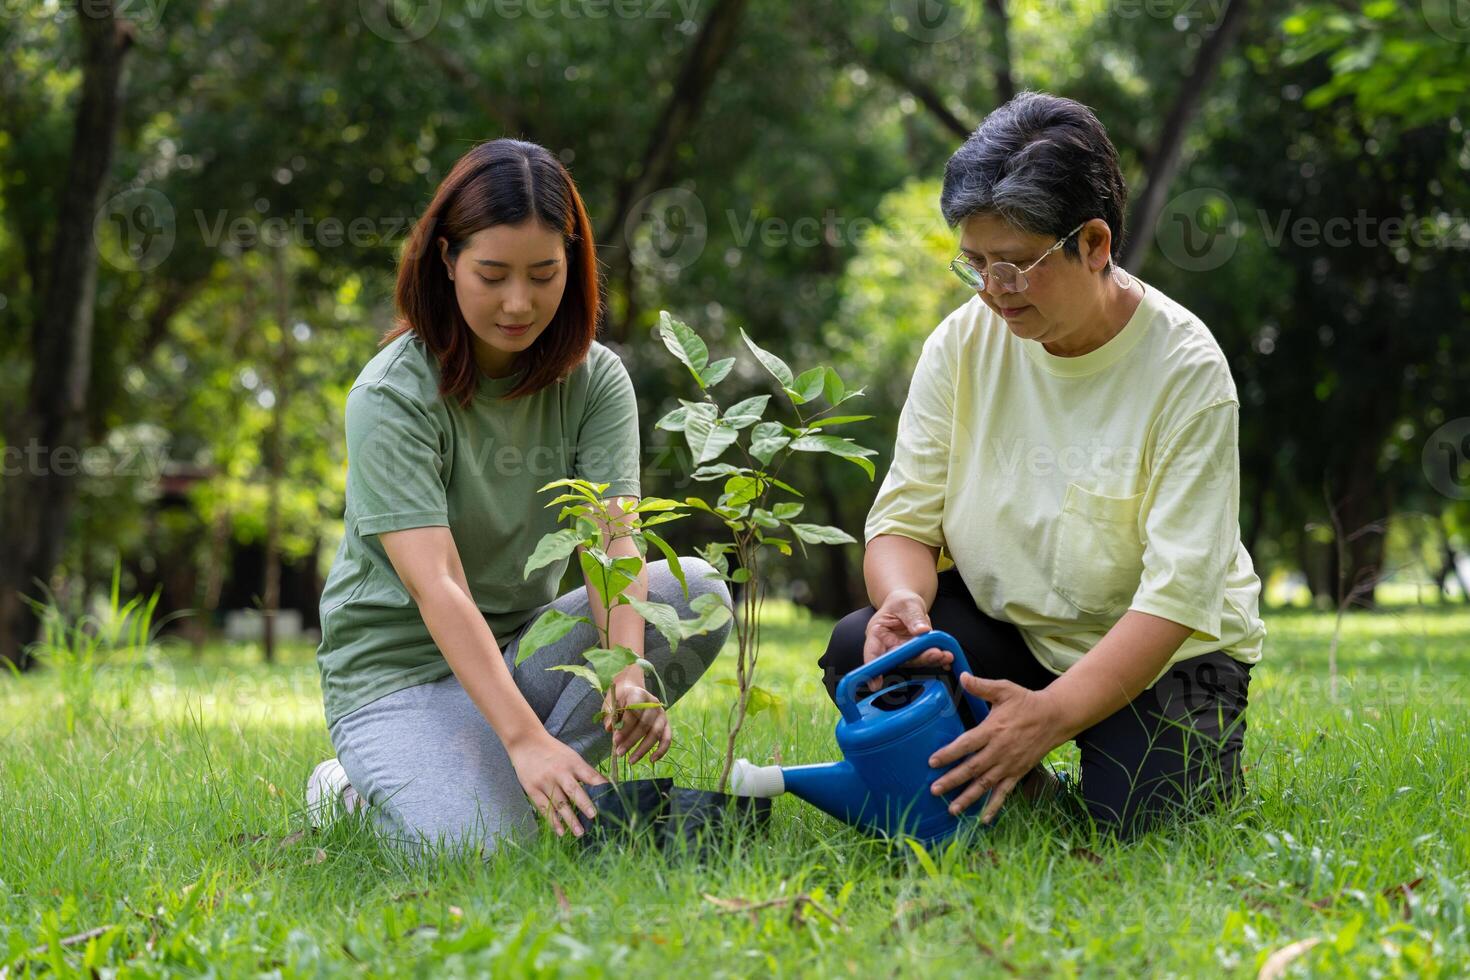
[2,601,1467,977]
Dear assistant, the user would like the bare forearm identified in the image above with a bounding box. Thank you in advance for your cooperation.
[415,582,545,748]
[863,534,941,609]
[1038,610,1194,740]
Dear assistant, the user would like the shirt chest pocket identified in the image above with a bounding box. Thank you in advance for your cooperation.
[1050,483,1146,615]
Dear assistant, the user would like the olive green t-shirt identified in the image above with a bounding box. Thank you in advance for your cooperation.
[316,334,641,726]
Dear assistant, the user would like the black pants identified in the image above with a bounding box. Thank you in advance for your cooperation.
[818,570,1252,837]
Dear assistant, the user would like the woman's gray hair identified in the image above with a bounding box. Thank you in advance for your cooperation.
[940,91,1129,265]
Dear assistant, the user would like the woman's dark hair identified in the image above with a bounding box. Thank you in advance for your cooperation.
[940,92,1128,267]
[388,139,600,406]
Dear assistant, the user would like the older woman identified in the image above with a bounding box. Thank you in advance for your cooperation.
[818,93,1266,837]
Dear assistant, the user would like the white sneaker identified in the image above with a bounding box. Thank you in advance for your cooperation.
[306,758,364,828]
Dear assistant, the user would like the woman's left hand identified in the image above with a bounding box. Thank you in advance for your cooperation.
[928,674,1067,824]
[603,678,671,766]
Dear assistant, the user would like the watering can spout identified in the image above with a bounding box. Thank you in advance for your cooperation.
[730,758,869,825]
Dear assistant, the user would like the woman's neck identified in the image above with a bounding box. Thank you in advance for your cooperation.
[1042,276,1143,357]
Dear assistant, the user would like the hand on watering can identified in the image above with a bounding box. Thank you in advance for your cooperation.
[862,589,953,692]
[927,674,1064,824]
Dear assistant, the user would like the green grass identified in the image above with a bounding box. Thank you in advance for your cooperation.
[2,602,1468,977]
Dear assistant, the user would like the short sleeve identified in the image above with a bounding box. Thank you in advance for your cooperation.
[1128,400,1241,640]
[344,382,450,537]
[863,325,955,549]
[572,350,641,498]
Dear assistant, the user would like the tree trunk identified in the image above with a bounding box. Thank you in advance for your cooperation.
[984,0,1016,105]
[1120,0,1250,271]
[0,2,134,670]
[599,0,749,342]
[261,249,293,663]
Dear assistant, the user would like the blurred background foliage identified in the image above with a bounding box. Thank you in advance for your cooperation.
[1,0,1467,663]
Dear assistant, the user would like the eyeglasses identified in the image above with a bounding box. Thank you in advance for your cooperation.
[949,222,1087,294]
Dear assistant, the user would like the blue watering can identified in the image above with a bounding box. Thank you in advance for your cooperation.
[730,630,995,843]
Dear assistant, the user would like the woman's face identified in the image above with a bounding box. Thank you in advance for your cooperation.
[438,220,568,376]
[958,214,1110,347]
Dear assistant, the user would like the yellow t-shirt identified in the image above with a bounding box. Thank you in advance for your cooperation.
[864,284,1266,679]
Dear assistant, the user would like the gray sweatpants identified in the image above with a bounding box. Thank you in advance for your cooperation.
[328,558,731,854]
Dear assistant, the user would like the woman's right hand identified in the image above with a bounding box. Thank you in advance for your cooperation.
[506,731,607,837]
[862,588,952,690]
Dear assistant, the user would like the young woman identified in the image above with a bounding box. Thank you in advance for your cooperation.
[307,139,731,853]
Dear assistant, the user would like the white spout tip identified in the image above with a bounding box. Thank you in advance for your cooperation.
[729,759,785,798]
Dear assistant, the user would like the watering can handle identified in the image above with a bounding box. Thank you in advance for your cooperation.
[836,630,991,725]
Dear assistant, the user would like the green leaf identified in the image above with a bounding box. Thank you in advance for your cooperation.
[523,529,587,578]
[691,462,747,480]
[723,474,765,508]
[579,550,638,608]
[740,329,793,388]
[905,837,942,879]
[641,529,688,596]
[785,367,826,405]
[730,567,752,583]
[790,523,857,546]
[548,663,603,691]
[746,684,784,716]
[638,512,687,529]
[749,508,780,529]
[612,554,645,580]
[712,680,783,716]
[788,434,878,479]
[683,401,739,464]
[767,476,804,497]
[625,596,684,653]
[514,609,592,666]
[722,395,770,429]
[683,591,734,637]
[806,414,873,430]
[772,502,804,520]
[537,478,605,499]
[658,311,709,386]
[749,421,790,465]
[655,405,689,432]
[631,497,683,513]
[585,646,640,689]
[701,356,736,388]
[822,367,846,405]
